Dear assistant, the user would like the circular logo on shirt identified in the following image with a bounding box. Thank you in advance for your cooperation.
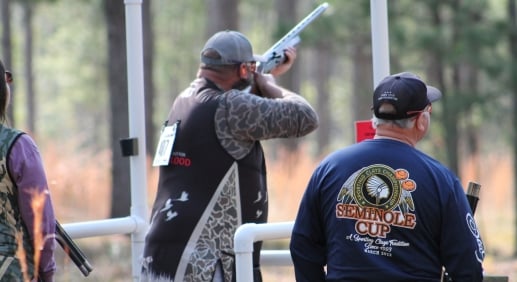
[353,165,402,210]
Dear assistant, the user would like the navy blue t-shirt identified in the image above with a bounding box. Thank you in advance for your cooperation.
[290,139,484,282]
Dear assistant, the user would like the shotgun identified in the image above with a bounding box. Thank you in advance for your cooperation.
[54,220,93,277]
[256,2,329,74]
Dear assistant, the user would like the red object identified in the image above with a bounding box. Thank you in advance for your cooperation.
[355,120,376,143]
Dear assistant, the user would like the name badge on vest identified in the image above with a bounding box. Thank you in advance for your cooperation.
[152,121,179,167]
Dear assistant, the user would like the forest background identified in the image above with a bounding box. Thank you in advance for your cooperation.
[1,0,516,281]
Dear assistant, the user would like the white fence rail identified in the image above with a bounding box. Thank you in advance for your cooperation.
[62,217,144,239]
[234,222,294,282]
[233,222,509,282]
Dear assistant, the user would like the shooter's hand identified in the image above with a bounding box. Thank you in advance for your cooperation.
[269,47,297,77]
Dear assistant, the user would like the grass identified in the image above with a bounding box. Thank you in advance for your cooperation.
[37,140,516,281]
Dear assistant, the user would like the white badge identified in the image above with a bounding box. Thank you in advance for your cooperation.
[152,121,179,166]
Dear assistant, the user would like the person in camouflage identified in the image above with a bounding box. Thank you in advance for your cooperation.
[0,59,56,282]
[141,30,318,282]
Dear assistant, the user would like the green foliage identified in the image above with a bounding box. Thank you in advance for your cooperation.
[152,0,205,121]
[387,0,512,165]
[3,0,515,167]
[9,0,108,149]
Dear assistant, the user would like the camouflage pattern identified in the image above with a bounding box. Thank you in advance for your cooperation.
[0,125,35,281]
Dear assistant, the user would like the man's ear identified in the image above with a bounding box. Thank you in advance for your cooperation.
[239,64,248,78]
[416,113,428,131]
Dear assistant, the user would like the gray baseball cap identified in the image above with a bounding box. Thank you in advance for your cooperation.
[201,30,263,65]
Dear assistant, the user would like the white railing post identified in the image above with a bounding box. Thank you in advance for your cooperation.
[124,0,149,281]
[370,0,390,87]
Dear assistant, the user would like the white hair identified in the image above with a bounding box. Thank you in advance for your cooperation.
[371,115,415,129]
[372,102,418,129]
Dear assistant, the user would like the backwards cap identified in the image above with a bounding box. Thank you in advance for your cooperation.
[373,72,442,120]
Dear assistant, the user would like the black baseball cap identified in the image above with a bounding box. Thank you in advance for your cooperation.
[200,30,264,65]
[373,72,442,120]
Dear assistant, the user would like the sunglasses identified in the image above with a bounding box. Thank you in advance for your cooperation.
[235,61,256,73]
[244,61,256,72]
[5,71,13,84]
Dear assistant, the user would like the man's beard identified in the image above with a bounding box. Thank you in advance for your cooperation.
[231,73,254,91]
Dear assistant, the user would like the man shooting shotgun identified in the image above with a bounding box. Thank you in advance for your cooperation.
[140,2,324,281]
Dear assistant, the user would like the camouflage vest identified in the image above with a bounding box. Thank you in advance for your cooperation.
[0,125,35,281]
